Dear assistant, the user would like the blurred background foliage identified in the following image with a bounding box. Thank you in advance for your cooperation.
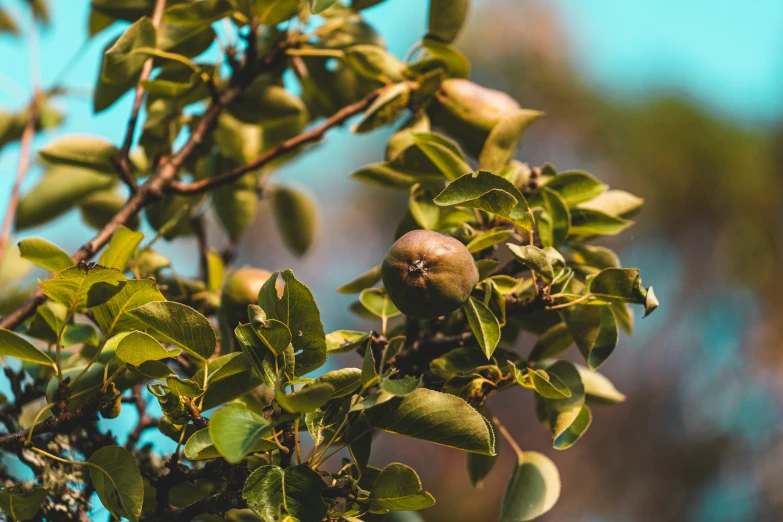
[1,0,782,521]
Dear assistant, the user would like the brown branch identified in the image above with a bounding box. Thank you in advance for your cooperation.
[115,0,167,193]
[168,87,385,195]
[0,95,39,265]
[0,43,287,332]
[0,392,103,448]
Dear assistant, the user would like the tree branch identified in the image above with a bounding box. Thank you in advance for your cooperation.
[0,44,288,332]
[168,87,384,195]
[0,392,103,448]
[0,95,39,266]
[115,0,167,193]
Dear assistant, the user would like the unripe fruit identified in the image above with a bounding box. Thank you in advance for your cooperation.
[427,79,520,157]
[382,230,479,319]
[220,267,276,330]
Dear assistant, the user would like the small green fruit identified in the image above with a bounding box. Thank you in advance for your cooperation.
[382,230,479,319]
[427,79,520,157]
[220,267,276,330]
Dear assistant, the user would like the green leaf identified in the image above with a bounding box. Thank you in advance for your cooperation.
[310,0,339,13]
[243,465,327,522]
[16,166,116,230]
[166,375,204,397]
[102,17,156,84]
[325,330,371,354]
[344,44,405,83]
[229,79,306,125]
[412,133,471,181]
[350,163,421,189]
[379,374,420,397]
[93,278,165,336]
[413,38,470,79]
[569,244,620,273]
[434,171,534,230]
[475,259,500,281]
[359,288,402,321]
[275,382,334,413]
[0,329,54,367]
[39,135,120,173]
[213,176,258,243]
[99,226,144,271]
[578,189,643,218]
[128,301,216,360]
[536,361,585,440]
[589,268,659,317]
[0,486,48,521]
[528,323,573,361]
[157,18,214,57]
[559,304,617,370]
[313,368,362,398]
[463,297,500,359]
[194,352,263,411]
[258,270,327,376]
[499,452,560,522]
[364,388,496,455]
[235,323,283,387]
[478,110,544,172]
[528,368,571,399]
[336,265,382,294]
[135,250,170,275]
[368,463,435,513]
[553,405,591,450]
[206,250,224,293]
[62,323,99,348]
[209,403,277,464]
[569,208,633,237]
[538,188,570,249]
[535,171,607,206]
[18,237,73,273]
[116,331,182,366]
[41,264,126,312]
[361,344,377,386]
[253,0,300,25]
[427,0,470,43]
[354,83,410,134]
[467,415,499,488]
[272,186,318,258]
[184,428,221,460]
[506,244,554,283]
[163,0,233,25]
[575,365,626,404]
[408,183,440,230]
[466,227,513,253]
[88,446,144,522]
[248,305,292,356]
[429,346,491,379]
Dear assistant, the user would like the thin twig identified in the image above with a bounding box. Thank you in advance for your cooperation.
[491,415,524,459]
[0,73,268,331]
[115,0,167,192]
[0,96,39,265]
[168,87,386,194]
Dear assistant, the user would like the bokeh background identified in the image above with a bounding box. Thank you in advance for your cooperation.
[2,1,783,521]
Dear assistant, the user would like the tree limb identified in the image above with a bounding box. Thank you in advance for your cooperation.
[0,44,288,331]
[168,87,384,195]
[0,95,39,266]
[115,0,167,192]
